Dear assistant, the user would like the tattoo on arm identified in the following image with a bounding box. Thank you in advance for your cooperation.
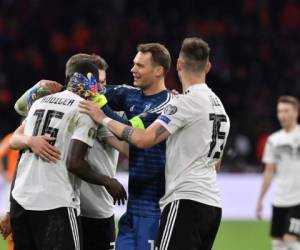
[121,126,134,143]
[155,125,167,139]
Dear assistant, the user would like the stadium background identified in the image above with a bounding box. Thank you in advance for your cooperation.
[1,0,300,249]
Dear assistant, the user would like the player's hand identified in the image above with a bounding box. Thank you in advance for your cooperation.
[171,89,179,95]
[79,100,106,124]
[0,213,12,240]
[105,178,127,205]
[255,200,263,220]
[27,136,61,162]
[39,80,63,94]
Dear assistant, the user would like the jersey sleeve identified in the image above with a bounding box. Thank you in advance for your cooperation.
[262,137,276,164]
[105,84,134,111]
[102,105,131,125]
[155,96,190,134]
[71,113,97,147]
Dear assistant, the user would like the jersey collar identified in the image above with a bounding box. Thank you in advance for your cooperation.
[184,83,208,94]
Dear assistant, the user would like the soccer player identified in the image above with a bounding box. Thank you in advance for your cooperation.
[9,61,126,250]
[256,96,300,250]
[79,37,230,250]
[101,43,172,250]
[10,54,128,250]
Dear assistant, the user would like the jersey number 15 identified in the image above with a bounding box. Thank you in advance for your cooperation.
[207,113,228,159]
[32,109,64,145]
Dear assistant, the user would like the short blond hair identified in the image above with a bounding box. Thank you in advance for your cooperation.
[278,95,299,111]
[65,53,108,78]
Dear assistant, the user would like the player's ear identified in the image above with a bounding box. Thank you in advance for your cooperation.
[176,58,183,72]
[205,61,211,74]
[155,65,164,77]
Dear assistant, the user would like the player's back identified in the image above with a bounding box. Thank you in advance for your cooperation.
[12,90,97,212]
[159,84,230,210]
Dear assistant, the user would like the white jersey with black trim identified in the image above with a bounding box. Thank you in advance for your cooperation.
[12,90,97,212]
[262,125,300,207]
[156,83,230,210]
[80,126,119,219]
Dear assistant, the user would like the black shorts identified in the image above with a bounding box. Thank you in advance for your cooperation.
[155,199,222,250]
[271,204,300,238]
[81,215,115,250]
[10,198,82,250]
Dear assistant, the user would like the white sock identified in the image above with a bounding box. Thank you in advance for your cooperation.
[286,241,300,250]
[272,240,287,250]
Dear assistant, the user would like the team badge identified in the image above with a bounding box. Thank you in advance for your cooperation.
[88,127,97,139]
[164,104,177,115]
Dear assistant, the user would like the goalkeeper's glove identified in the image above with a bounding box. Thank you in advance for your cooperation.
[91,93,108,108]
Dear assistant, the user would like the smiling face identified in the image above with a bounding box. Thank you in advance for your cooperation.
[130,52,162,90]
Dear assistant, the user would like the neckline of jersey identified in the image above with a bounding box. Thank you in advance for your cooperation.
[141,89,169,98]
[184,83,208,94]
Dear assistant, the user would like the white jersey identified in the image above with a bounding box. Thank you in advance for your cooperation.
[262,125,300,207]
[80,126,119,219]
[156,83,230,210]
[12,90,97,212]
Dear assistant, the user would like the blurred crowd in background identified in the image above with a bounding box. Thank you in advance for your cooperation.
[1,0,300,172]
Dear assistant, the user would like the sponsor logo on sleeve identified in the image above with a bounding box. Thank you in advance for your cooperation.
[158,115,171,124]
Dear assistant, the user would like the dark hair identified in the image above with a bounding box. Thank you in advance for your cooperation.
[278,95,299,111]
[70,61,99,82]
[137,43,171,76]
[65,53,108,78]
[179,37,210,72]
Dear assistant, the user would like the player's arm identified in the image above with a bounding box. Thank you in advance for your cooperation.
[256,163,276,219]
[103,136,129,158]
[79,100,170,148]
[107,120,170,148]
[66,139,127,205]
[92,84,145,128]
[9,123,60,162]
[215,160,222,173]
[14,80,62,116]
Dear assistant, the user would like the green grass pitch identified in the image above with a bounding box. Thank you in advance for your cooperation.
[213,220,271,250]
[0,220,270,250]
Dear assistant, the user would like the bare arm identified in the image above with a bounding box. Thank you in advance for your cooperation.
[104,136,129,158]
[66,139,127,204]
[9,123,60,162]
[79,100,171,149]
[108,120,170,148]
[256,163,276,219]
[215,160,222,173]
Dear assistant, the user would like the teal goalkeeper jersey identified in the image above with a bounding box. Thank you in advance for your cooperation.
[105,84,172,217]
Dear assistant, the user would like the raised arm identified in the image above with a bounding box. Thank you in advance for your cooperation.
[14,80,62,116]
